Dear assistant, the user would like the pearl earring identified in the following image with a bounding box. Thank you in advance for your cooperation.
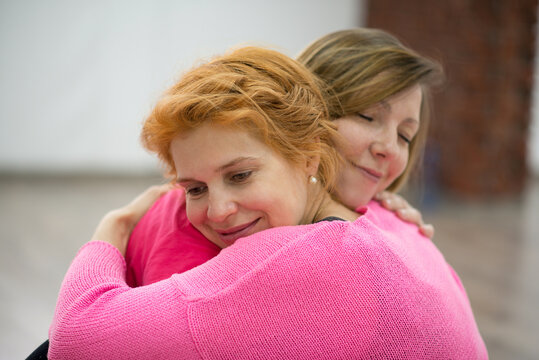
[309,175,318,184]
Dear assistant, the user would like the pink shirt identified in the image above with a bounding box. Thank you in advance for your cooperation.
[49,203,488,359]
[125,188,219,286]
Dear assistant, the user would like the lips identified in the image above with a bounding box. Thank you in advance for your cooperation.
[348,161,382,183]
[214,218,261,245]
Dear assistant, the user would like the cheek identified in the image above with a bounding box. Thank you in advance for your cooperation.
[390,151,409,179]
[285,179,309,223]
[336,122,369,155]
[269,197,302,227]
[185,201,205,227]
[237,187,277,219]
[266,177,306,226]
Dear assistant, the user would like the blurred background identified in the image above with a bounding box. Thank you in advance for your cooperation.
[1,0,538,359]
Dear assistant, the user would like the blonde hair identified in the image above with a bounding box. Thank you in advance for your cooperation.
[297,28,443,191]
[141,46,341,191]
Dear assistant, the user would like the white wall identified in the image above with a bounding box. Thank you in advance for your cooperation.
[0,0,363,174]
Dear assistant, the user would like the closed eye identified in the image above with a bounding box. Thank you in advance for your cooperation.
[357,113,373,122]
[399,134,412,144]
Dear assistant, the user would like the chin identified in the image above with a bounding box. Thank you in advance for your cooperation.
[355,191,375,208]
[338,194,364,210]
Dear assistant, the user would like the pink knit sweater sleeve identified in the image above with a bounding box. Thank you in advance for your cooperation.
[49,209,488,359]
[48,241,201,360]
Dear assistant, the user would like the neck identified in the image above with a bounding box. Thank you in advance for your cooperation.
[304,185,360,224]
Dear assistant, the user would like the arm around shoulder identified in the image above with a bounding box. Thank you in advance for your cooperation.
[48,241,200,359]
[48,185,202,359]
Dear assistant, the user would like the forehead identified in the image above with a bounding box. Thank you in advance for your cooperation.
[170,124,270,177]
[366,84,422,125]
[375,84,422,109]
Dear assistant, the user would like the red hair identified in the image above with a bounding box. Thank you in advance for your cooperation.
[141,46,341,190]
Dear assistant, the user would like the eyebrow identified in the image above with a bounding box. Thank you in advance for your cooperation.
[379,99,391,112]
[176,156,259,184]
[403,117,420,126]
[217,156,259,172]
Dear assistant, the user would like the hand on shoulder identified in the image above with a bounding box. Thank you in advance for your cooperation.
[374,191,435,238]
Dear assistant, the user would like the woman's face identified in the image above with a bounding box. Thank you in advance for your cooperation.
[333,85,422,209]
[170,123,312,248]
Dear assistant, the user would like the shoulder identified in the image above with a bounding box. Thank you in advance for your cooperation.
[130,187,186,233]
[358,200,426,237]
[126,188,185,255]
[173,220,350,296]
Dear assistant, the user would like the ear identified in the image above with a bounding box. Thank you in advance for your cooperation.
[305,137,321,177]
[306,153,320,175]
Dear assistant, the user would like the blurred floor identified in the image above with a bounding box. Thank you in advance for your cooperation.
[0,174,538,359]
[420,179,539,360]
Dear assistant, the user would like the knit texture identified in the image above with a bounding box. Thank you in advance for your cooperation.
[49,203,488,359]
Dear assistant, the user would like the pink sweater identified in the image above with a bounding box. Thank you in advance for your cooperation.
[49,203,487,359]
[125,188,219,286]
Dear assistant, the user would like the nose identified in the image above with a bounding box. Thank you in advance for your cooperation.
[206,189,237,223]
[370,131,398,159]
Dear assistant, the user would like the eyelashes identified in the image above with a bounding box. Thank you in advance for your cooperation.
[185,185,207,197]
[399,134,412,144]
[357,113,373,122]
[357,113,414,145]
[184,170,254,199]
[230,170,253,183]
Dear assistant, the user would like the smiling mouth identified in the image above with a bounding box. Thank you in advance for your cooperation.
[215,218,261,245]
[348,161,382,182]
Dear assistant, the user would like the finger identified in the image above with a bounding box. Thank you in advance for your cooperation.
[379,194,408,211]
[374,191,394,202]
[419,224,435,239]
[396,208,423,226]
